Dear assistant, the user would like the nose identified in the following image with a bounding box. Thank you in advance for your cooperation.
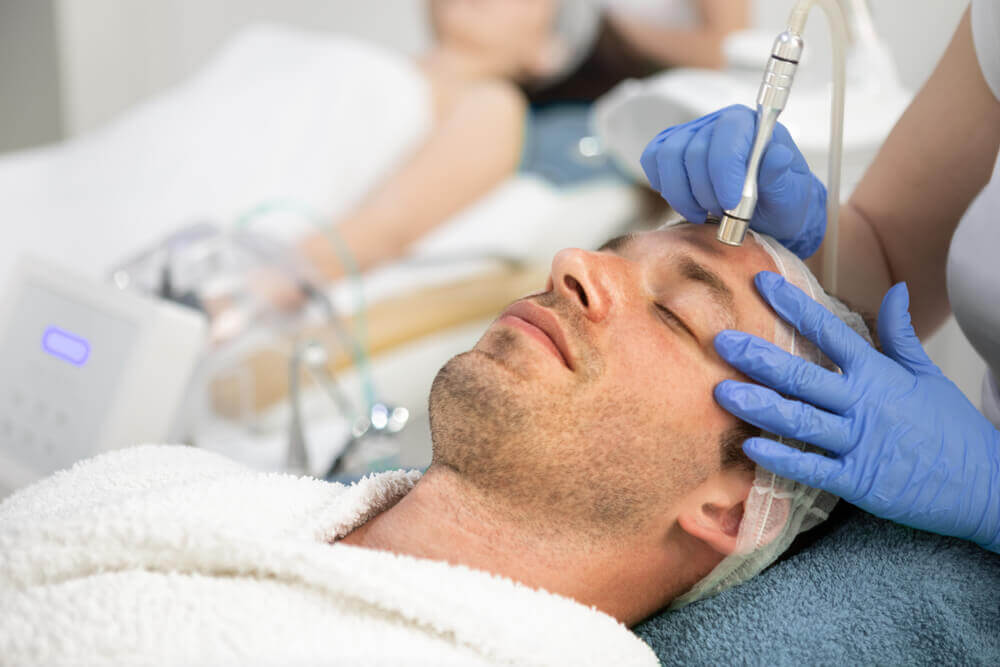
[549,248,613,322]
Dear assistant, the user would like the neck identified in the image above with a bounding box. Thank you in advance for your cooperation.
[339,464,691,626]
[419,43,518,83]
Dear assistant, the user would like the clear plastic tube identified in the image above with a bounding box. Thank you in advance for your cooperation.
[787,0,848,293]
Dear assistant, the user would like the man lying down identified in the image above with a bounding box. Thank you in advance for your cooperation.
[0,223,873,666]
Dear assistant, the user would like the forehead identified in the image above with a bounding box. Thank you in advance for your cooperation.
[612,223,781,342]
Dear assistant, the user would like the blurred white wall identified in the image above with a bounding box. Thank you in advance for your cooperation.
[753,0,966,90]
[0,0,63,151]
[54,0,431,136]
[49,1,970,137]
[866,1,966,89]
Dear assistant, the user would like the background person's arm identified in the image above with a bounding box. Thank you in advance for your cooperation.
[297,74,525,281]
[808,9,1000,337]
[296,0,561,282]
[605,0,749,69]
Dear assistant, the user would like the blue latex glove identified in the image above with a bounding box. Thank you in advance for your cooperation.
[713,271,1000,554]
[640,105,827,259]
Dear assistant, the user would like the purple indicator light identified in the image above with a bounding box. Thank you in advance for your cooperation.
[42,326,90,366]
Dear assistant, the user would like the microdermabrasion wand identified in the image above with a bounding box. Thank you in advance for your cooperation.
[716,0,848,294]
[716,31,804,247]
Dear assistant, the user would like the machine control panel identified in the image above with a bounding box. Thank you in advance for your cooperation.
[0,257,206,496]
[0,282,139,475]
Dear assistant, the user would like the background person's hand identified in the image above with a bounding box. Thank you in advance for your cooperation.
[712,271,1000,553]
[640,105,827,259]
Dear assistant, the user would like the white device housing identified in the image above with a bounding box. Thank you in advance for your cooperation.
[0,256,207,496]
[593,19,911,199]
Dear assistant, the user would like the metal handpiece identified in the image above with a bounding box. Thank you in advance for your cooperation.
[717,31,804,246]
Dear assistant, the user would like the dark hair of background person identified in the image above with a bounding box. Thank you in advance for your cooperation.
[523,14,662,106]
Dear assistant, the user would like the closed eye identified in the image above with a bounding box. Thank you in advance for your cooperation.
[655,303,697,339]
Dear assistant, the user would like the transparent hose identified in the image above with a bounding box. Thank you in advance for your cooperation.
[788,0,848,294]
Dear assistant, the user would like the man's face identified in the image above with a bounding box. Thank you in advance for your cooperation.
[428,224,780,535]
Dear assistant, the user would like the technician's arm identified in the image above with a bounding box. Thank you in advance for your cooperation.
[606,0,749,70]
[812,9,1000,336]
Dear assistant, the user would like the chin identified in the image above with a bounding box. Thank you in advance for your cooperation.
[429,350,519,423]
[427,349,532,475]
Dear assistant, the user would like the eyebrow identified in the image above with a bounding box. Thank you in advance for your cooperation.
[676,254,737,329]
[596,233,637,253]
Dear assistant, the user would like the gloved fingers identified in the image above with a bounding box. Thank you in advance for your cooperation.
[769,122,811,173]
[656,124,709,222]
[714,329,853,412]
[753,270,870,372]
[750,121,827,258]
[742,437,844,492]
[756,144,803,234]
[640,110,722,218]
[707,105,756,211]
[715,380,851,454]
[783,176,826,259]
[640,128,671,192]
[878,282,941,376]
[684,121,724,217]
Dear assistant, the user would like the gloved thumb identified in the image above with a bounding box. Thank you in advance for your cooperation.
[758,143,796,188]
[743,437,841,493]
[877,282,940,376]
[755,144,803,237]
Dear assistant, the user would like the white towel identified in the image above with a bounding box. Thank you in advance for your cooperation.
[0,445,657,666]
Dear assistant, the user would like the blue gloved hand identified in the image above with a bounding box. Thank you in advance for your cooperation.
[713,271,1000,553]
[640,105,827,259]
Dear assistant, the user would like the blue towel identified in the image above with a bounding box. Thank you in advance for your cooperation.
[636,507,1000,665]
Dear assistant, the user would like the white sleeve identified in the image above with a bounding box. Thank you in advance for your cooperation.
[972,0,1000,102]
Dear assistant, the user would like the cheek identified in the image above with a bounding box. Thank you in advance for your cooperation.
[585,338,735,488]
[602,326,735,435]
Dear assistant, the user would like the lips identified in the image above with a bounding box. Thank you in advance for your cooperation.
[499,300,574,370]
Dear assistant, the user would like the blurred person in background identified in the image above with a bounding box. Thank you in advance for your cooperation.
[293,0,747,287]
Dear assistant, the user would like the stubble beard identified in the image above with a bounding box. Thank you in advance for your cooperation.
[426,304,651,539]
[427,327,530,494]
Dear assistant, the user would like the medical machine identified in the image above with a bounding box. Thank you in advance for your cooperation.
[0,256,207,496]
[109,220,419,479]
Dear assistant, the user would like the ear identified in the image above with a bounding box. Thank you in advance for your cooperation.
[676,467,754,556]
